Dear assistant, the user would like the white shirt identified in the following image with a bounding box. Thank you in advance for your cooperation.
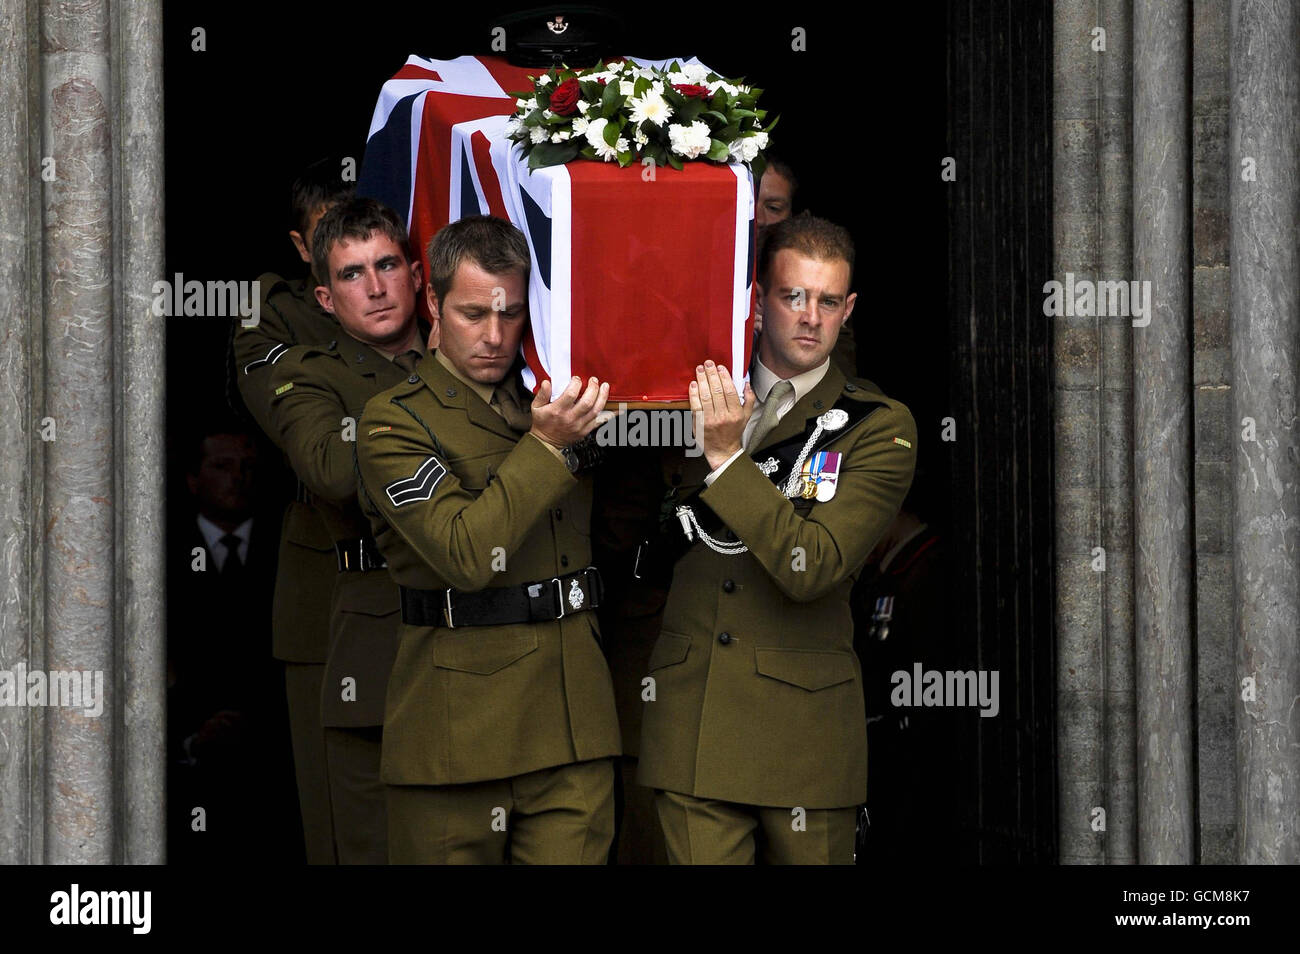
[704,356,832,485]
[197,515,253,572]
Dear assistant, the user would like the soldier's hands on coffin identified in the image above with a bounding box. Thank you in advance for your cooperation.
[690,360,756,470]
[529,375,612,450]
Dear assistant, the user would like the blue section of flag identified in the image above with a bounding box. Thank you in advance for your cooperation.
[357,93,418,215]
[459,142,482,217]
[519,186,552,290]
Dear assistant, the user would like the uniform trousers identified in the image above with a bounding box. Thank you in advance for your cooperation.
[387,758,615,864]
[283,663,336,864]
[322,725,387,864]
[654,790,856,865]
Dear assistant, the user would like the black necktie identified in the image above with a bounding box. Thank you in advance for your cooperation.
[220,534,243,575]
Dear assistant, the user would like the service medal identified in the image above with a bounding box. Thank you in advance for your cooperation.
[801,478,817,499]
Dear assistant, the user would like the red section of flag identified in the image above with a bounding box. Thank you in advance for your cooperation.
[568,161,739,403]
[470,131,510,220]
[393,64,442,81]
[478,58,539,98]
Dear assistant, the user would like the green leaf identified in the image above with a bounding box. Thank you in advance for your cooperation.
[617,151,633,167]
[666,152,683,171]
[527,141,579,168]
[764,114,780,134]
[718,124,740,141]
[702,110,728,124]
[634,76,651,98]
[749,155,767,182]
[603,118,621,147]
[707,138,731,162]
[668,60,682,73]
[677,98,705,124]
[731,109,757,119]
[600,80,621,118]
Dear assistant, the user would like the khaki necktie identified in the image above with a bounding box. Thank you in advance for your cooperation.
[492,382,532,433]
[393,350,422,373]
[746,379,794,451]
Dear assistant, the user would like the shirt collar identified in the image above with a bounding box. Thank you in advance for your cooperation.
[751,355,831,406]
[434,348,498,407]
[197,514,252,550]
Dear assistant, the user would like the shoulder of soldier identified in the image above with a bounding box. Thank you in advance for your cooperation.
[360,372,430,426]
[841,376,917,444]
[268,339,347,385]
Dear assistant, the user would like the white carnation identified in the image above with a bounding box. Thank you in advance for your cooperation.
[555,129,571,141]
[576,99,592,116]
[585,118,615,159]
[678,62,711,85]
[753,131,769,149]
[629,90,673,127]
[572,116,590,135]
[530,126,549,144]
[728,137,760,163]
[707,80,740,98]
[668,120,711,159]
[620,79,635,96]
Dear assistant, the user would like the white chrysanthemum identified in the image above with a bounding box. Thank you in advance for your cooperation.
[619,79,635,96]
[572,116,590,135]
[707,80,740,98]
[629,90,673,127]
[668,120,711,159]
[634,127,649,147]
[585,118,613,156]
[728,137,760,163]
[530,126,549,144]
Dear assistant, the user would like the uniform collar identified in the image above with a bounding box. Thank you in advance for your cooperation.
[333,331,418,381]
[434,348,497,406]
[423,350,519,442]
[750,355,831,407]
[750,360,846,452]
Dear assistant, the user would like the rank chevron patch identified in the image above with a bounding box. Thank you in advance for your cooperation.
[385,455,448,507]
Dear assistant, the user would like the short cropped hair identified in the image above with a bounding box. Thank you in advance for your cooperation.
[425,215,531,307]
[757,214,855,288]
[311,197,412,288]
[290,156,355,235]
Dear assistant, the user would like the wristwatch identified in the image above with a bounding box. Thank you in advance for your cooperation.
[561,444,581,474]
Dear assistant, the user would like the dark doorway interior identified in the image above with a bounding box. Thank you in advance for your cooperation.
[162,0,1054,863]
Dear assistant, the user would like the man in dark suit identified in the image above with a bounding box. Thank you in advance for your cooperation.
[167,418,301,864]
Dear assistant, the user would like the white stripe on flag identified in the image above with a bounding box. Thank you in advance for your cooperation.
[728,162,755,394]
[406,91,429,226]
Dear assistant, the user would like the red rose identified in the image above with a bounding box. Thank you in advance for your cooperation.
[673,83,711,99]
[548,78,581,116]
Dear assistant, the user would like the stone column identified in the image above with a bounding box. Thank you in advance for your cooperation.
[0,0,165,865]
[1054,0,1137,865]
[0,0,44,865]
[1131,0,1195,863]
[116,0,167,865]
[41,0,117,865]
[1228,0,1300,865]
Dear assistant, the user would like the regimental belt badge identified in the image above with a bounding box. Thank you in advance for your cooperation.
[568,578,585,610]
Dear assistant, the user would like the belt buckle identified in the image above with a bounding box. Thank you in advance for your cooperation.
[551,577,565,620]
[444,589,456,629]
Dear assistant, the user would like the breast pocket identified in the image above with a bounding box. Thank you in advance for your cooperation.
[647,631,691,672]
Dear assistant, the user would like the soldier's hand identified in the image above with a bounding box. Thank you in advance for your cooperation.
[530,375,611,450]
[690,360,755,470]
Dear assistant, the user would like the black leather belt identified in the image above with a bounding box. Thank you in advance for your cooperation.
[335,538,387,572]
[400,566,603,629]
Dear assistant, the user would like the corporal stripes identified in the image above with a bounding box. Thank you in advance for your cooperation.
[385,455,448,507]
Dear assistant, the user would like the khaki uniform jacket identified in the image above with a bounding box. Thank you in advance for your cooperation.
[268,334,413,727]
[234,272,339,663]
[637,365,917,808]
[355,357,621,787]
